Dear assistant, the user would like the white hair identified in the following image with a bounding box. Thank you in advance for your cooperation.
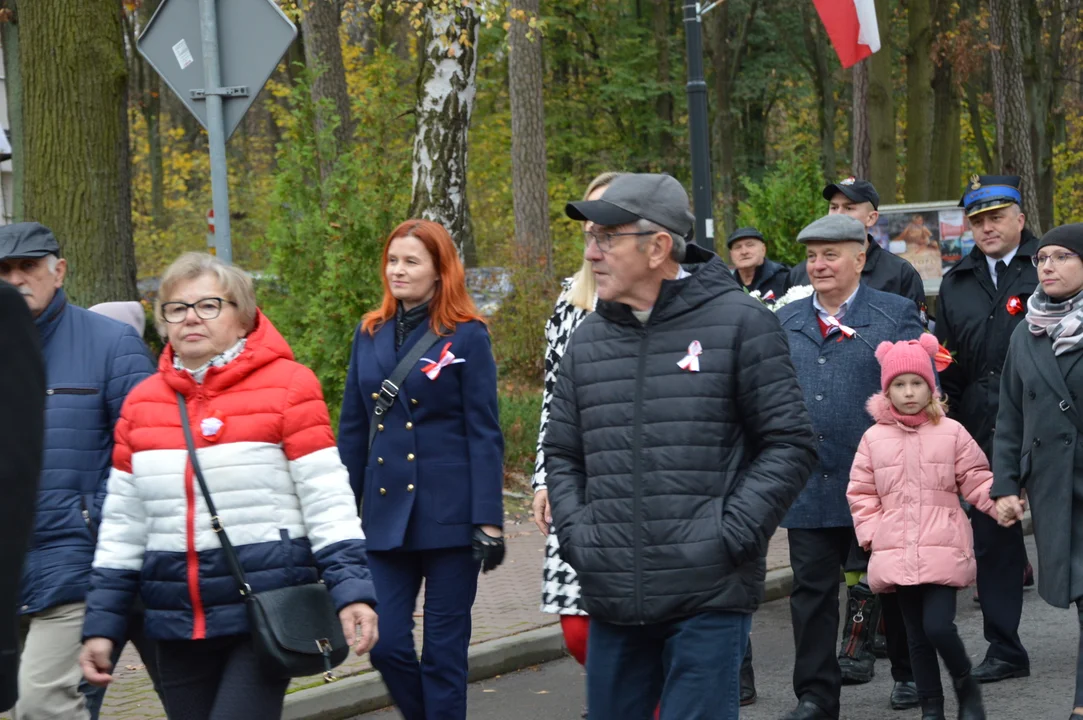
[46,254,59,274]
[636,219,687,262]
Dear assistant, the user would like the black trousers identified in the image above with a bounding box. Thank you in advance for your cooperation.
[895,584,972,700]
[971,510,1029,666]
[157,635,290,720]
[788,527,852,719]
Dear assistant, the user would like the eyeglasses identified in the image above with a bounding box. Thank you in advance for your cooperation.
[161,297,235,324]
[1032,252,1080,268]
[583,230,657,253]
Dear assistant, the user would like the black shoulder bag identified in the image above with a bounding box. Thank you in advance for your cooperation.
[367,329,442,452]
[177,392,349,681]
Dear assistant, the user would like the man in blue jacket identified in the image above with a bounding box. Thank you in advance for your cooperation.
[775,214,924,720]
[0,223,155,720]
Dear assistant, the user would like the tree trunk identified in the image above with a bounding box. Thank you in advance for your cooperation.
[801,3,835,181]
[652,0,673,163]
[905,0,934,202]
[988,0,1041,232]
[20,0,136,306]
[301,0,355,180]
[1023,0,1060,228]
[508,0,551,271]
[409,3,480,264]
[124,1,166,228]
[964,80,996,174]
[852,59,870,178]
[929,59,959,200]
[1,0,23,221]
[867,0,895,199]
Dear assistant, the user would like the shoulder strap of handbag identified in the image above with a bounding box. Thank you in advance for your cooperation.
[176,392,253,597]
[368,328,442,453]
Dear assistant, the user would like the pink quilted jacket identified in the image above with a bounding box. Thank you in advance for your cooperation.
[847,394,998,593]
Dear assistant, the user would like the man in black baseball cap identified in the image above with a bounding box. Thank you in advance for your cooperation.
[549,173,817,718]
[789,178,926,323]
[0,222,65,319]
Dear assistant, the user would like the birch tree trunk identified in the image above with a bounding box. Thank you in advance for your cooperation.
[1,0,23,221]
[20,0,137,306]
[409,3,479,264]
[508,0,551,271]
[989,0,1041,232]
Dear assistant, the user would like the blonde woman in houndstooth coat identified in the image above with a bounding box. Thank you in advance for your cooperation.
[532,173,619,692]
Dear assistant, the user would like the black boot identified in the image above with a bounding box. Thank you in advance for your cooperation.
[953,673,986,720]
[839,582,877,684]
[740,641,757,705]
[919,696,946,720]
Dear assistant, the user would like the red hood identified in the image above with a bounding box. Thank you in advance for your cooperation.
[160,310,295,395]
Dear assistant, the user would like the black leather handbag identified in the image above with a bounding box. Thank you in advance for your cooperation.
[177,392,349,681]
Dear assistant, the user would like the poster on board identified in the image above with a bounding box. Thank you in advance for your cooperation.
[871,202,973,281]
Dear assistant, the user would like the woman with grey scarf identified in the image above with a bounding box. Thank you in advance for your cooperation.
[992,223,1083,720]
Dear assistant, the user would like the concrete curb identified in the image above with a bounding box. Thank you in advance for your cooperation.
[283,625,566,720]
[285,514,1034,719]
[762,512,1034,604]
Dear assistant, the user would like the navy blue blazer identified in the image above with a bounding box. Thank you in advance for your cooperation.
[338,317,505,551]
[776,285,924,529]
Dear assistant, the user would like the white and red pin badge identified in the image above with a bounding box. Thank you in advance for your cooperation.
[840,176,857,186]
[762,290,776,301]
[1006,296,1024,316]
[421,342,465,380]
[201,413,225,441]
[678,340,702,372]
[825,315,856,338]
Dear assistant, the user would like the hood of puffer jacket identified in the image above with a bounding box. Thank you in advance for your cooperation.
[159,309,295,394]
[595,243,741,327]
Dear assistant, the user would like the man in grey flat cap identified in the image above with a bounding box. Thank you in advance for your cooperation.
[773,214,924,720]
[544,173,817,719]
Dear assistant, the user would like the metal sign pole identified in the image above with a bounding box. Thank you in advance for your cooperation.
[198,0,233,264]
[683,1,716,252]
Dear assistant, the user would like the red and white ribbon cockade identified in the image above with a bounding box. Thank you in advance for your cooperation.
[677,340,703,372]
[763,290,776,301]
[824,315,856,338]
[420,342,466,380]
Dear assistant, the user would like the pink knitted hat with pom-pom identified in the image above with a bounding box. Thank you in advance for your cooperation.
[874,334,940,394]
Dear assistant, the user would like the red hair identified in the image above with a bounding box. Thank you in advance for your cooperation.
[361,219,484,336]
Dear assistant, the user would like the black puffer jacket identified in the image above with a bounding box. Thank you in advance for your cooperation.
[543,246,818,625]
[735,258,790,302]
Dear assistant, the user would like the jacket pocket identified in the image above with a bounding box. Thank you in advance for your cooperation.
[421,463,471,524]
[80,495,98,544]
[1018,450,1032,489]
[47,386,100,396]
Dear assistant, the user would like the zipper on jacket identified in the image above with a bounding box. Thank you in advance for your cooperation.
[183,426,208,640]
[80,497,98,544]
[47,387,100,396]
[632,328,650,624]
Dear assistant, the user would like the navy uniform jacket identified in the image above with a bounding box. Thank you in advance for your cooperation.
[776,285,923,529]
[338,318,504,551]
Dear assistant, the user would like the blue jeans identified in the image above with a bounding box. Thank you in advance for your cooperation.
[586,611,751,720]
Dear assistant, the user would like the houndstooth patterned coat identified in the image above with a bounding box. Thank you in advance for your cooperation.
[533,278,592,615]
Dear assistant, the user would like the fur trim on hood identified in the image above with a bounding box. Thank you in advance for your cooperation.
[866,392,896,425]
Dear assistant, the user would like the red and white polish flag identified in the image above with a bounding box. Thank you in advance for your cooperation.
[813,0,881,69]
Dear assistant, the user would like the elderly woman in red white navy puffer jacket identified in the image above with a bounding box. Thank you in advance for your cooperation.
[78,253,378,720]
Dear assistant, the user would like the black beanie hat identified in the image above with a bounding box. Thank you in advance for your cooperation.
[1038,223,1083,258]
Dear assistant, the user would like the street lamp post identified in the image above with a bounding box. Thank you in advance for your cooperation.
[682,1,723,252]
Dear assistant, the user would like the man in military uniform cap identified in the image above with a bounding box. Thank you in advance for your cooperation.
[934,175,1035,683]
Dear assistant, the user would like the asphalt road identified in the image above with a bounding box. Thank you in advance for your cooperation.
[357,536,1078,719]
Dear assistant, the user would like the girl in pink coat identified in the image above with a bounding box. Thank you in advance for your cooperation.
[847,334,1007,720]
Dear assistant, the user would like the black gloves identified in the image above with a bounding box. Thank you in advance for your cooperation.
[471,526,505,573]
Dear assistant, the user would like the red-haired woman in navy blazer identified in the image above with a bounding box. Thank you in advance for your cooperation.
[338,219,506,720]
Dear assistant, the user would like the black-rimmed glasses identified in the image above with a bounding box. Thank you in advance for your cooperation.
[583,230,657,253]
[161,297,236,324]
